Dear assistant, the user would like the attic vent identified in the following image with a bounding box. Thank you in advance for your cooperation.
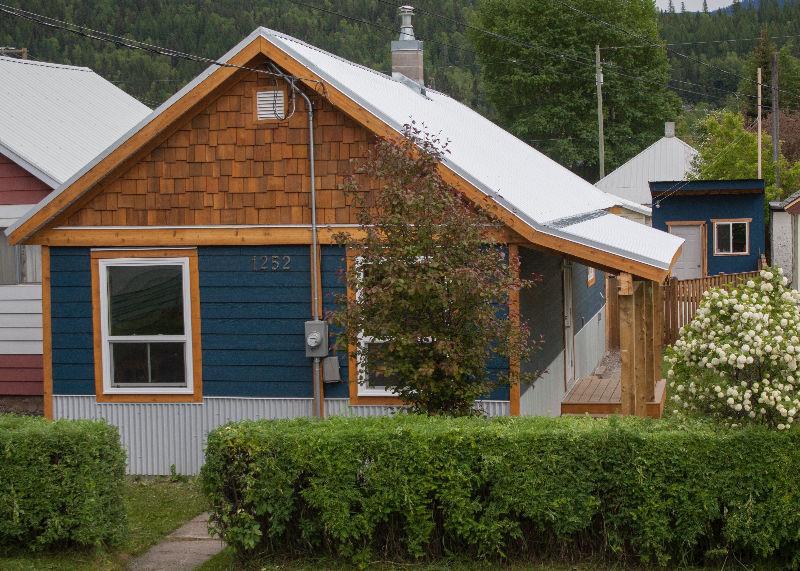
[256,90,285,120]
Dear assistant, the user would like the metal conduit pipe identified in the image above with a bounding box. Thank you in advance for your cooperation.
[268,64,323,417]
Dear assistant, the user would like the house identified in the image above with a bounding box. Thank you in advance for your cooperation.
[8,15,683,474]
[596,122,698,210]
[0,56,150,411]
[651,179,765,279]
[770,190,800,285]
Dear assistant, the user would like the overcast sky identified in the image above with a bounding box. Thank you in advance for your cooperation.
[654,0,734,10]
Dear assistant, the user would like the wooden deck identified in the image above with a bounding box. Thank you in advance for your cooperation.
[561,376,666,418]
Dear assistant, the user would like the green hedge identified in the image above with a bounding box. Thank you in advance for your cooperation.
[0,415,127,551]
[202,415,800,566]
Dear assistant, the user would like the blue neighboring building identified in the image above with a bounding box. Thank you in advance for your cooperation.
[651,179,765,279]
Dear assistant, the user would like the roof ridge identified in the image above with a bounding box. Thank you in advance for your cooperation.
[259,27,393,81]
[0,56,92,72]
[597,133,698,184]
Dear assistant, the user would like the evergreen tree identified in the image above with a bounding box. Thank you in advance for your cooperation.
[470,0,679,179]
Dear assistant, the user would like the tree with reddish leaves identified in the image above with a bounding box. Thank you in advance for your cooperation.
[331,124,538,416]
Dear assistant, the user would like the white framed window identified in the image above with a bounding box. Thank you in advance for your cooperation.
[98,257,194,395]
[354,256,399,397]
[713,220,749,256]
[357,335,399,397]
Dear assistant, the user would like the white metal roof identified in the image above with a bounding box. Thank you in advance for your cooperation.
[8,28,682,274]
[595,132,697,206]
[0,56,150,186]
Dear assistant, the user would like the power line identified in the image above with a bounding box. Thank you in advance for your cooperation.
[548,0,796,100]
[606,32,800,49]
[654,118,758,207]
[376,0,755,101]
[0,3,326,89]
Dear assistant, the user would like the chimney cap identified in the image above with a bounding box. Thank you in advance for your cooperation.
[665,121,676,137]
[398,5,416,41]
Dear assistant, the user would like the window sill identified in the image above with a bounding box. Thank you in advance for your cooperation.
[713,252,750,257]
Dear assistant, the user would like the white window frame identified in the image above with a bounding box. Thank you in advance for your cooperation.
[98,257,194,395]
[713,220,750,256]
[354,256,398,397]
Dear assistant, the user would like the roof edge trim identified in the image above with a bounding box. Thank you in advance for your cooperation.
[0,142,60,188]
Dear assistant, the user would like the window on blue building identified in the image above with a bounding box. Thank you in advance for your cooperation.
[714,220,749,256]
[99,257,194,393]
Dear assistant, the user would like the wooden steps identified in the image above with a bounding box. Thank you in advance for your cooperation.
[561,378,666,419]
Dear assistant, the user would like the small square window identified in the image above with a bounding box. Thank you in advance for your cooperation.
[714,221,749,255]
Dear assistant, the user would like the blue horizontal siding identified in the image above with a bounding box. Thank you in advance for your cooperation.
[321,246,349,398]
[50,247,94,395]
[48,244,511,403]
[199,246,315,397]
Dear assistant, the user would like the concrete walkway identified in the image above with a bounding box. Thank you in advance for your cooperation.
[128,512,225,571]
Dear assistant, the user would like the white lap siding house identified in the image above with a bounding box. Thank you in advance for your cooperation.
[0,56,149,409]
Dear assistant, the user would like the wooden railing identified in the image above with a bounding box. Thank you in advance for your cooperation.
[662,256,766,344]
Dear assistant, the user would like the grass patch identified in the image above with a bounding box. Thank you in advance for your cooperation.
[0,476,207,571]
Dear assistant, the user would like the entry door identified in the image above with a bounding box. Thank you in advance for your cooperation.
[670,224,703,280]
[563,261,576,390]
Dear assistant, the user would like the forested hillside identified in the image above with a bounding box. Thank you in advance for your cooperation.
[0,1,485,110]
[659,0,800,109]
[3,0,800,176]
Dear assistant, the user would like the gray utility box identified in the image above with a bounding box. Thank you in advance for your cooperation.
[304,320,329,358]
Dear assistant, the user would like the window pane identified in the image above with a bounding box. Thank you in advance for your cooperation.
[716,223,731,253]
[108,265,184,335]
[365,342,398,390]
[150,343,185,384]
[0,233,18,285]
[732,223,748,253]
[111,342,148,384]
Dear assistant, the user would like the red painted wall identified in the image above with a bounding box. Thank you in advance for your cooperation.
[0,153,52,204]
[0,355,43,395]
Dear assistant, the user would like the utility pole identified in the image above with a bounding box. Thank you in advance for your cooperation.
[758,67,762,179]
[772,51,780,189]
[596,44,605,180]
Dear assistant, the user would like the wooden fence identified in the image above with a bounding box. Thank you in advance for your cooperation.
[662,260,766,344]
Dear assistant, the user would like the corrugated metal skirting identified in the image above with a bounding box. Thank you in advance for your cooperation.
[54,396,510,475]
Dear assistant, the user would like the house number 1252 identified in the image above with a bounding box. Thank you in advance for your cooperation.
[251,255,292,271]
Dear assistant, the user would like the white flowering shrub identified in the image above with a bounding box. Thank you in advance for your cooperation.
[666,267,800,429]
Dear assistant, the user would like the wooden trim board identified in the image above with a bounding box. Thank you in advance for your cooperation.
[41,245,52,419]
[90,249,203,403]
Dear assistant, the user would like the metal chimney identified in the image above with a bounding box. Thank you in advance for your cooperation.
[391,5,424,85]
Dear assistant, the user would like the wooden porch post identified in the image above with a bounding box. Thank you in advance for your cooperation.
[618,273,636,415]
[652,282,664,389]
[508,244,521,416]
[634,281,649,416]
[606,275,620,350]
